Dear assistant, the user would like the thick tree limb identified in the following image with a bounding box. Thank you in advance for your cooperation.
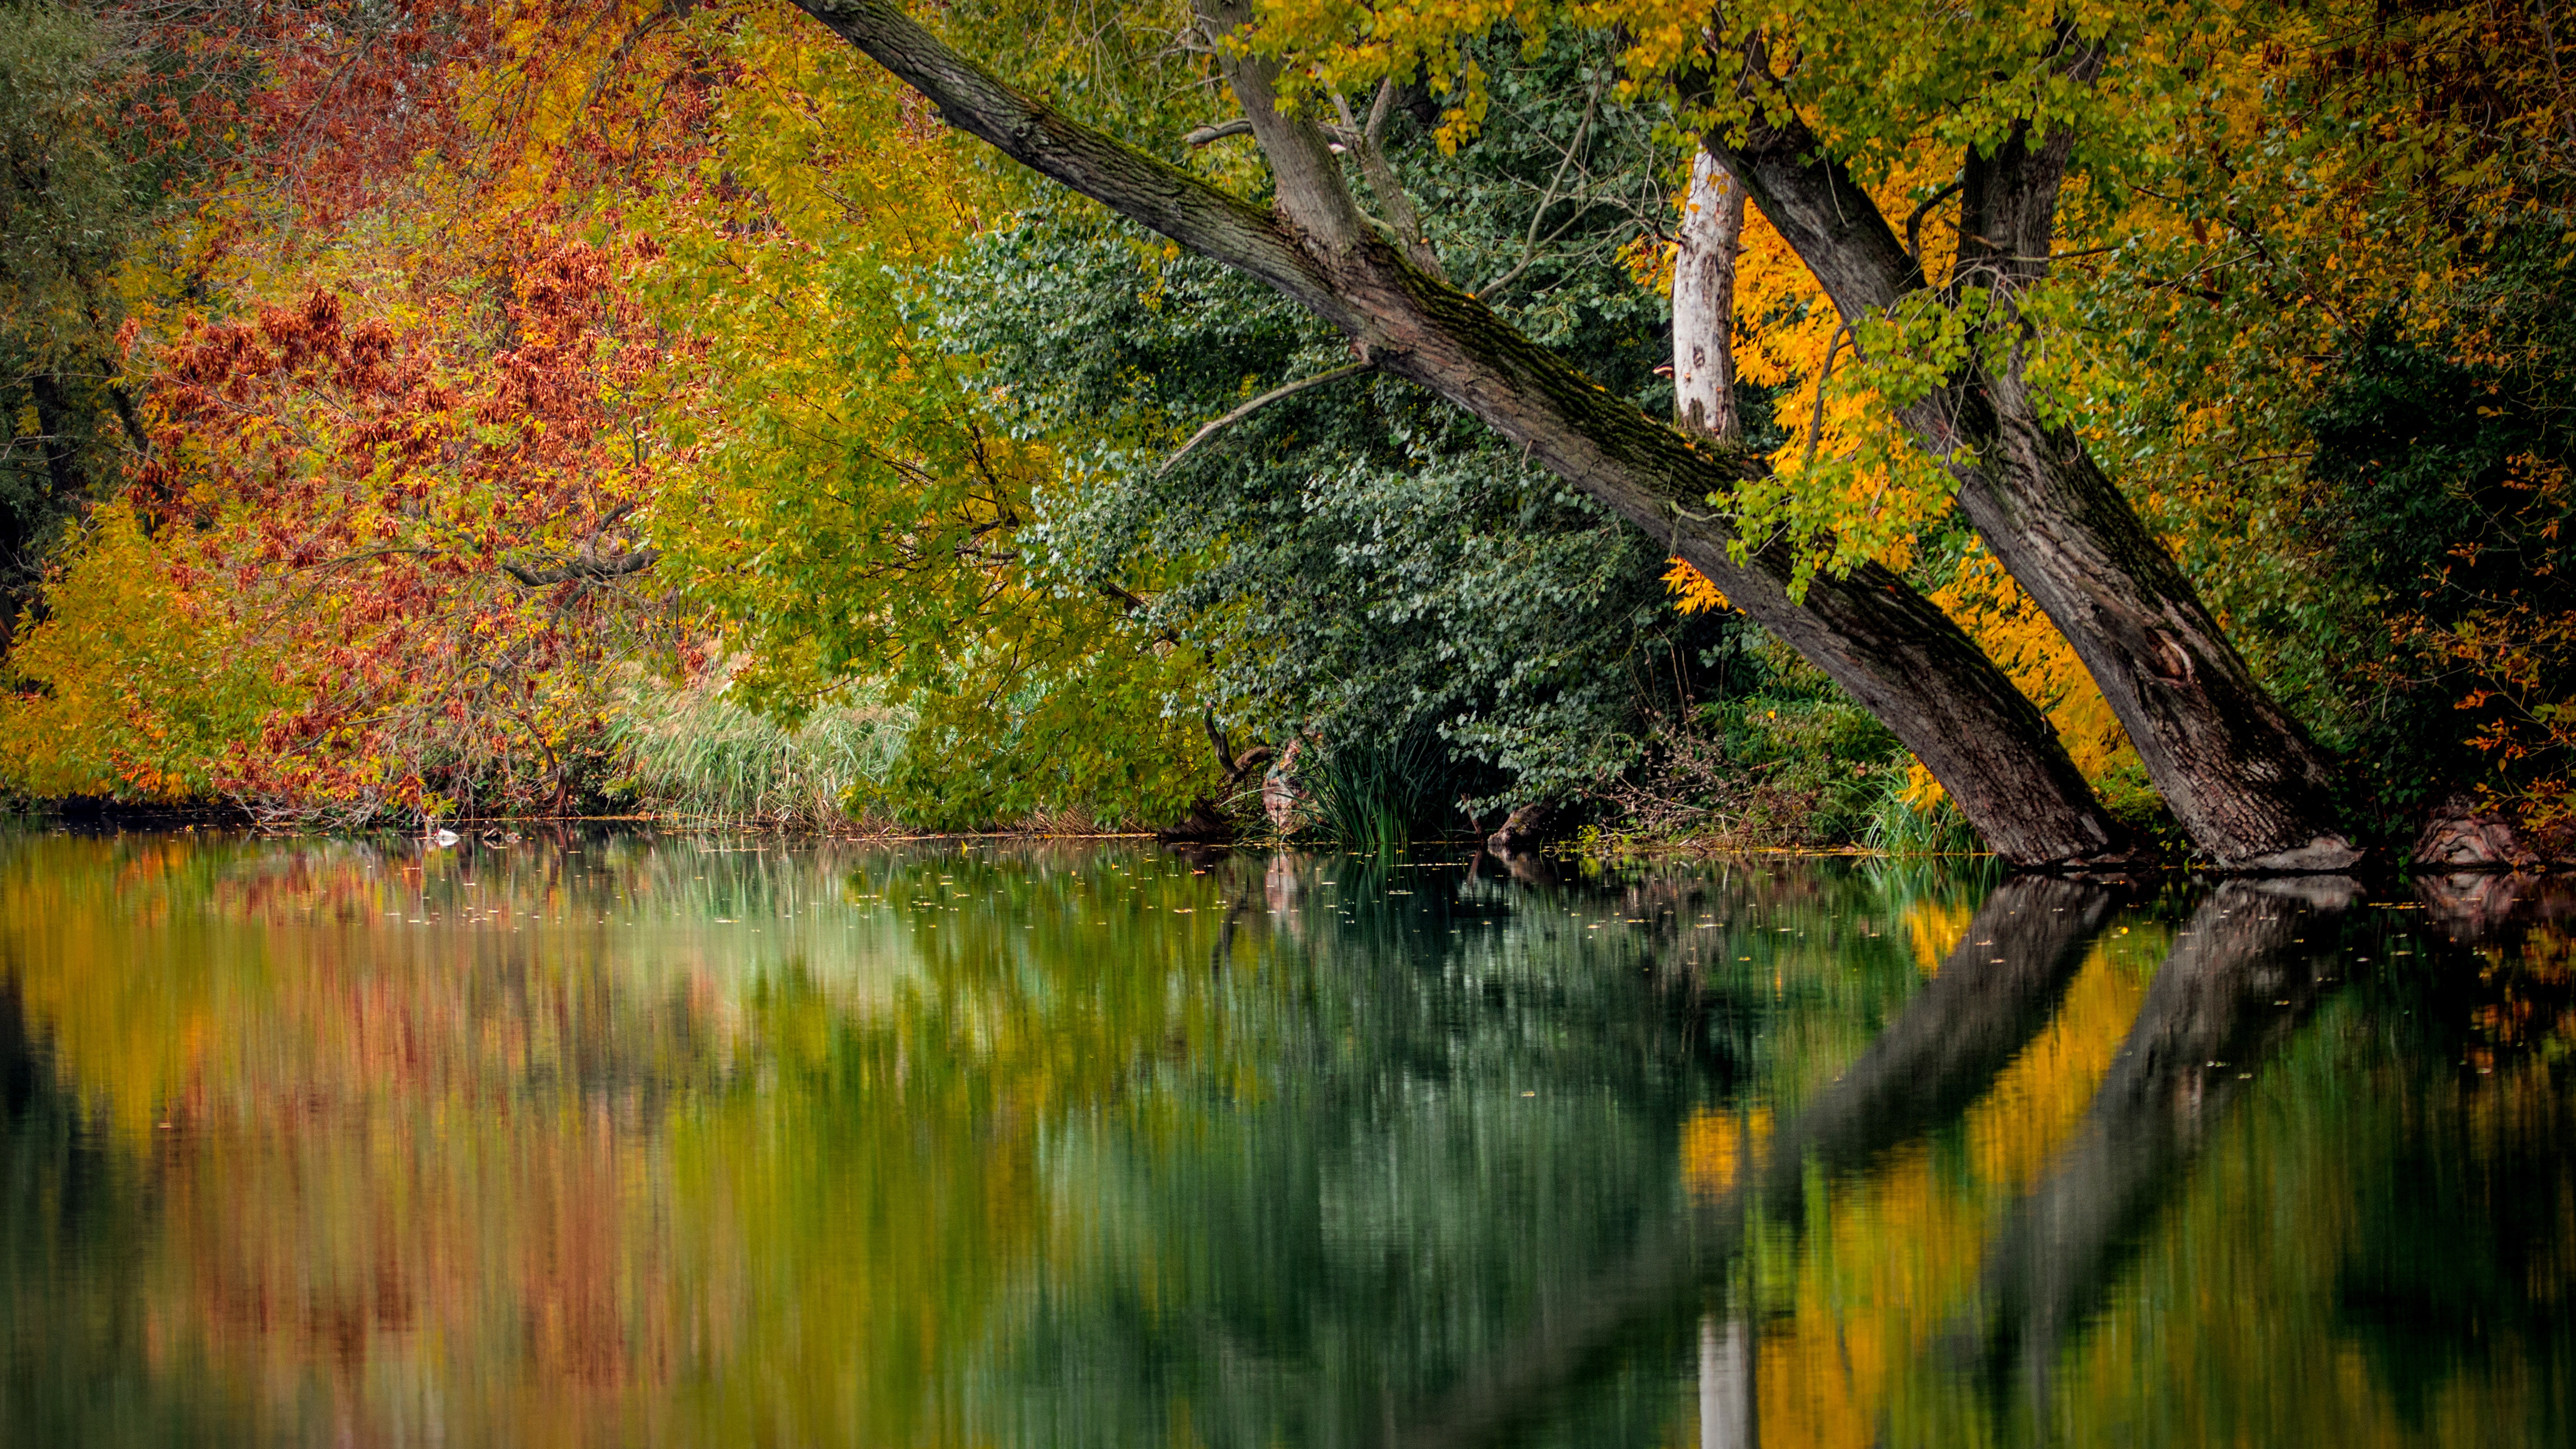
[1194,0,1374,260]
[501,545,659,588]
[1182,117,1253,145]
[794,0,1335,313]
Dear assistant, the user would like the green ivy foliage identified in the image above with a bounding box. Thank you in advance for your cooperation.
[934,203,1736,812]
[912,31,1863,821]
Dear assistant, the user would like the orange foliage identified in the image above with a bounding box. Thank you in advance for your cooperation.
[129,226,694,819]
[41,0,739,818]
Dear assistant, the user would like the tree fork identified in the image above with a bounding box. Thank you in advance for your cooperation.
[1700,40,2358,871]
[785,0,2134,866]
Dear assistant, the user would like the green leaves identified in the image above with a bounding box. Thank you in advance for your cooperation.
[938,186,1717,808]
[631,25,1219,828]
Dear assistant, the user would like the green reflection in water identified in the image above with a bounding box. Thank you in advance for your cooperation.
[0,831,2569,1447]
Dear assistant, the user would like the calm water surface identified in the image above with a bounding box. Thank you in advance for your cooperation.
[2,830,2569,1446]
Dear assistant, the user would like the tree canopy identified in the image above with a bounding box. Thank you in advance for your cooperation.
[0,0,2567,867]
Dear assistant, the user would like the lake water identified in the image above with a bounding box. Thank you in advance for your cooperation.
[2,830,2569,1446]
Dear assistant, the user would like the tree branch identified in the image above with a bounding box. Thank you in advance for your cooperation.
[1902,178,1963,264]
[1691,35,1920,320]
[790,0,1338,316]
[1157,361,1372,476]
[1473,73,1601,298]
[501,546,659,588]
[1194,0,1374,258]
[1183,117,1253,145]
[1335,79,1445,279]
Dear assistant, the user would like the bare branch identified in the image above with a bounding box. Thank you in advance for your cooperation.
[1157,361,1373,476]
[1183,117,1253,145]
[1475,73,1600,297]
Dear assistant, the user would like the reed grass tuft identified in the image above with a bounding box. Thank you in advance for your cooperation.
[1303,730,1451,851]
[607,674,906,828]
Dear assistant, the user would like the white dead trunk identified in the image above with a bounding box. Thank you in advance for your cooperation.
[1673,149,1746,443]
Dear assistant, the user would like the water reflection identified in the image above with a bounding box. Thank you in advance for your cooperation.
[0,831,2569,1446]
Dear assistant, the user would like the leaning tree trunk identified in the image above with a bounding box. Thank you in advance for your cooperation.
[1700,40,2358,871]
[785,0,2137,867]
[1662,148,2126,861]
[1957,374,2354,869]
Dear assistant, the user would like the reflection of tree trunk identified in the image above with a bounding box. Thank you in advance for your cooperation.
[1394,875,2120,1449]
[1959,877,2359,1399]
[1758,878,2121,1201]
[1700,1307,1756,1449]
[1493,848,1560,888]
[2413,870,2576,944]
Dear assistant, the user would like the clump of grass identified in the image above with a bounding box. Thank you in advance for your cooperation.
[607,672,907,829]
[1860,770,1985,856]
[1303,729,1452,851]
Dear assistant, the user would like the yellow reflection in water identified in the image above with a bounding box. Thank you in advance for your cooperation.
[1733,937,2157,1449]
[1903,898,1975,979]
[0,832,1251,1447]
[1681,1108,1773,1201]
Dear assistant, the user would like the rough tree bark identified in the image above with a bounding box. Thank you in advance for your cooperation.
[785,0,2138,868]
[1698,34,2358,871]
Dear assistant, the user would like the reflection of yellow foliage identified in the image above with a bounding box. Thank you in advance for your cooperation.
[2056,1015,2562,1448]
[1900,899,1972,977]
[1679,1105,1771,1199]
[1964,944,2150,1186]
[1744,925,2168,1449]
[0,832,1253,1445]
[1755,1140,1976,1449]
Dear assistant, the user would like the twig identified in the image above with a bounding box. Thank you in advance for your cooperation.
[1475,73,1602,297]
[1903,180,1963,264]
[1797,324,1851,477]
